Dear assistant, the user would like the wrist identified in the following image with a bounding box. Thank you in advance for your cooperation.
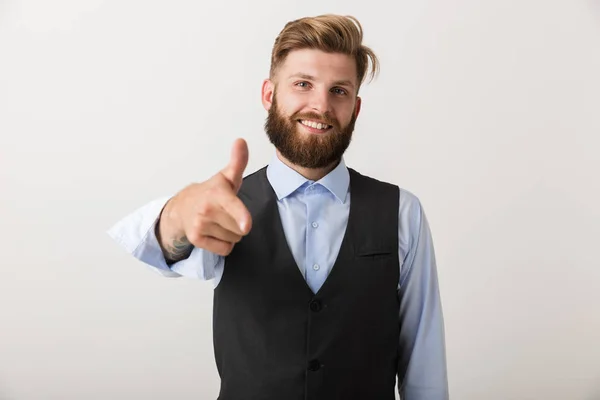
[158,197,185,240]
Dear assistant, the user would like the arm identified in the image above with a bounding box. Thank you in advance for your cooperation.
[106,195,222,281]
[155,197,194,265]
[397,194,449,400]
[106,138,251,283]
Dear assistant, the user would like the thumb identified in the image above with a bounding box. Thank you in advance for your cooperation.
[221,138,249,192]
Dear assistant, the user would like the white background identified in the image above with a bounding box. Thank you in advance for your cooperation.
[1,0,599,399]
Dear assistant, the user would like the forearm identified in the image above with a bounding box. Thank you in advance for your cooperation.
[156,198,194,264]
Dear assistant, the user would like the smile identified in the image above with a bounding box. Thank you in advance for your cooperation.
[298,119,332,131]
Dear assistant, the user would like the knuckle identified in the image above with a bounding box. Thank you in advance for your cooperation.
[216,242,234,256]
[190,217,207,233]
[196,201,213,216]
[197,236,214,251]
[186,230,202,246]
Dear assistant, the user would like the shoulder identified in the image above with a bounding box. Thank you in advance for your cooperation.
[348,167,398,191]
[241,166,268,184]
[397,187,432,268]
[238,166,269,195]
[398,187,423,220]
[348,168,424,216]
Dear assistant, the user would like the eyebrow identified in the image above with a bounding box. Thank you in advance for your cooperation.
[289,73,355,90]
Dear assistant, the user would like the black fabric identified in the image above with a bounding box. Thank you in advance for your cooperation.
[213,166,400,400]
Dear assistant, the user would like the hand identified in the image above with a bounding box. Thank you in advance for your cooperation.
[161,138,253,257]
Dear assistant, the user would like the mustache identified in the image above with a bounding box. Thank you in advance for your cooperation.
[292,111,340,130]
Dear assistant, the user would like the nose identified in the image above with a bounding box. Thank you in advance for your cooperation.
[309,88,332,114]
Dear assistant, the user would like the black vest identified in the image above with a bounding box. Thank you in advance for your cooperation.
[213,166,400,400]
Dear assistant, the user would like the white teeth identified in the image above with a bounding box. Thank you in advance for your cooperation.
[301,120,329,130]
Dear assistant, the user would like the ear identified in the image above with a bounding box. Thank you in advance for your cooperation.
[261,79,275,111]
[354,96,362,118]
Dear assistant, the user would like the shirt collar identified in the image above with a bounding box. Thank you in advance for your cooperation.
[266,152,350,203]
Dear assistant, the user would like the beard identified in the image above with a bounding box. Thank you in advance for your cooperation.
[264,93,357,169]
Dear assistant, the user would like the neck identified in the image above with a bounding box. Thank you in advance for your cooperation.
[276,150,340,181]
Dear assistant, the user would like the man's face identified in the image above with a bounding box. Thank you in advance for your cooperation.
[262,49,362,169]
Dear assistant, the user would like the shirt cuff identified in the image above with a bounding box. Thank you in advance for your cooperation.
[106,195,181,277]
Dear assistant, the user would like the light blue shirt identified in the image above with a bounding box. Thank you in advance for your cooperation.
[107,153,449,400]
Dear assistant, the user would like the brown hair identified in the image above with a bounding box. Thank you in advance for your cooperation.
[269,14,379,91]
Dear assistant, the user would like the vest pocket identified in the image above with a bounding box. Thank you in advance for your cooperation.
[355,247,395,261]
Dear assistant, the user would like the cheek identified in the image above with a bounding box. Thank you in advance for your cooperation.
[278,92,308,115]
[283,100,305,116]
[336,105,356,124]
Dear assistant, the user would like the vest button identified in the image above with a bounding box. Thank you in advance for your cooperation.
[308,359,321,371]
[309,300,322,312]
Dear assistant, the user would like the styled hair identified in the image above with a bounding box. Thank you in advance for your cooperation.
[269,14,379,91]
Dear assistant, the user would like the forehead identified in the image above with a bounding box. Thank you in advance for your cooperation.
[278,48,357,85]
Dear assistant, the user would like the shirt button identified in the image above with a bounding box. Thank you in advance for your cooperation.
[311,222,319,228]
[308,359,321,371]
[309,300,322,312]
[312,264,320,271]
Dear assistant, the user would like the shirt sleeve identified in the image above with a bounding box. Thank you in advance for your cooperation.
[397,191,449,400]
[106,196,222,281]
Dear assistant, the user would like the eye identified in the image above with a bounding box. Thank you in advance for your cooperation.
[332,87,348,96]
[295,81,310,89]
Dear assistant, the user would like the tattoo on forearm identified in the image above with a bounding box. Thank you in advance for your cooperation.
[165,236,193,262]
